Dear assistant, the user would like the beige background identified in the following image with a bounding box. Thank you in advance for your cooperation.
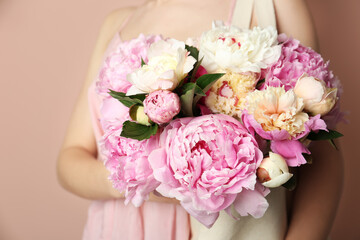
[0,0,358,239]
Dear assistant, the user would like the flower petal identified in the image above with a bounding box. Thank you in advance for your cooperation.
[232,186,269,218]
[262,173,293,188]
[181,201,219,228]
[271,140,310,167]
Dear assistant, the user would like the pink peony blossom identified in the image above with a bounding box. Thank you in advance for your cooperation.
[263,34,339,91]
[96,34,163,97]
[242,111,327,166]
[100,97,130,131]
[143,90,181,124]
[100,109,160,207]
[270,139,310,167]
[261,35,345,127]
[148,114,266,227]
[194,65,208,81]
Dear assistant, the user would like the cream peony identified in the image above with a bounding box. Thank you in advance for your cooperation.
[126,38,196,95]
[294,75,338,116]
[257,152,293,188]
[205,72,258,118]
[245,87,309,137]
[199,21,281,73]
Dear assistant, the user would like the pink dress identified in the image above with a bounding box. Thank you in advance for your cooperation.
[84,32,191,240]
[84,1,286,239]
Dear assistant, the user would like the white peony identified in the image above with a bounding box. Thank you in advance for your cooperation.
[126,39,196,95]
[199,21,281,73]
[257,152,293,188]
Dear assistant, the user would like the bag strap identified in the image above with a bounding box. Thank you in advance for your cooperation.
[231,0,254,29]
[231,0,277,29]
[254,0,277,28]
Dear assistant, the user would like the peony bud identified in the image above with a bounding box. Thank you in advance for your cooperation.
[257,152,293,188]
[305,88,337,116]
[294,74,337,116]
[129,105,151,126]
[143,90,181,124]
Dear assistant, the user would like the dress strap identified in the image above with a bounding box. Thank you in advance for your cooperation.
[117,8,138,41]
[231,0,277,29]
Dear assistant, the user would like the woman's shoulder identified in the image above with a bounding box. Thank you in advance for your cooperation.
[99,7,137,41]
[102,0,156,31]
[82,7,138,91]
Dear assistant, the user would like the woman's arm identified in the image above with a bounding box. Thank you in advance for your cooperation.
[57,8,135,200]
[56,8,179,204]
[273,0,344,239]
[286,141,343,240]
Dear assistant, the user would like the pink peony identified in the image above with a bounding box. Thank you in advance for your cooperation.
[263,34,339,91]
[100,105,160,207]
[148,114,267,227]
[242,111,327,166]
[143,90,181,124]
[194,65,208,81]
[96,34,163,97]
[100,97,130,131]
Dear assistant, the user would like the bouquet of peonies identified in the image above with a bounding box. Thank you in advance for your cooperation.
[96,22,343,227]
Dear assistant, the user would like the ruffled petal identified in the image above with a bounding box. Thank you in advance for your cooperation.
[232,185,269,218]
[181,201,219,228]
[271,140,310,167]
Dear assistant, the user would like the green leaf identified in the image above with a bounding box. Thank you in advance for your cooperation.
[185,44,199,60]
[302,153,313,164]
[193,73,225,105]
[180,86,195,116]
[120,121,158,141]
[108,90,146,107]
[180,73,224,116]
[282,174,296,191]
[176,78,186,90]
[196,73,225,91]
[182,82,196,93]
[130,93,146,102]
[182,82,205,96]
[129,105,138,122]
[307,129,344,141]
[328,139,339,150]
[194,85,206,96]
[141,58,146,67]
[190,57,204,82]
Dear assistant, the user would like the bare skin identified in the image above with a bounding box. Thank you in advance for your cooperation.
[57,0,343,238]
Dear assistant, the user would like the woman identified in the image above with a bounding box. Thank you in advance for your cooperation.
[57,0,343,239]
